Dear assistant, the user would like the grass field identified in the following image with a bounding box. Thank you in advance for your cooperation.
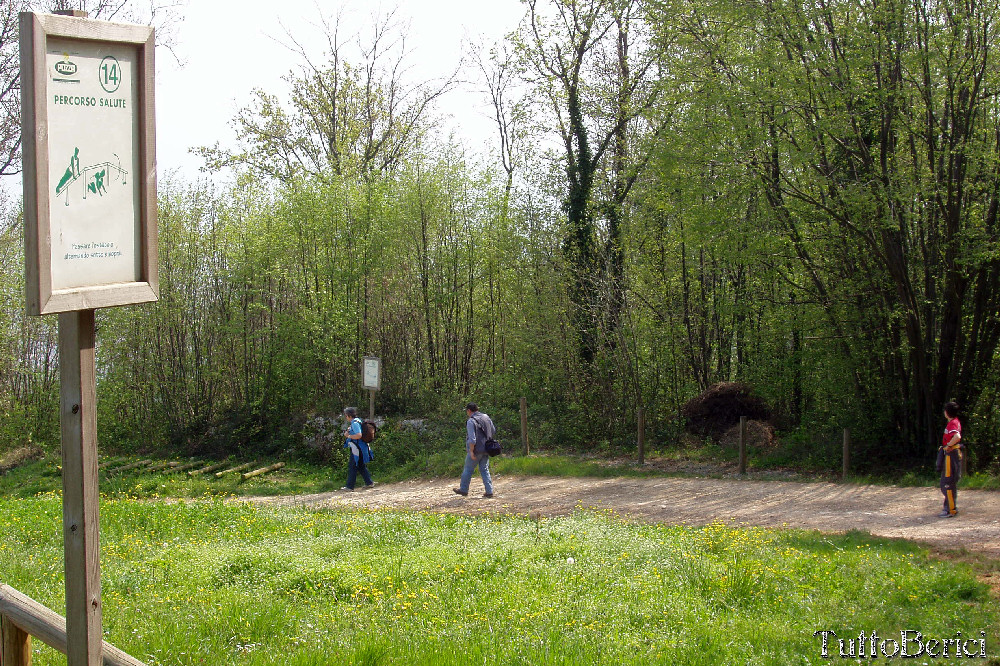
[1,493,997,665]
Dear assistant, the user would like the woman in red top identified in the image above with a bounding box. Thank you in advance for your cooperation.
[937,401,962,518]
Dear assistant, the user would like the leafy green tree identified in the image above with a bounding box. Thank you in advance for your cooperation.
[663,0,1000,457]
[516,0,664,365]
[199,9,455,183]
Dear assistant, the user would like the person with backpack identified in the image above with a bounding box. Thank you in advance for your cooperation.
[453,402,495,498]
[341,406,375,491]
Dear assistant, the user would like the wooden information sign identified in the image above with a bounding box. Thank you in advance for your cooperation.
[16,11,157,666]
[362,356,382,391]
[20,11,157,315]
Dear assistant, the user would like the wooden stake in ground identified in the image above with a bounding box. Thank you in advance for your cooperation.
[843,428,851,481]
[520,397,529,455]
[738,416,748,476]
[637,407,646,466]
[59,310,102,666]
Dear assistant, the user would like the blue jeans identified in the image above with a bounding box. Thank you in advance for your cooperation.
[345,456,373,489]
[459,452,493,495]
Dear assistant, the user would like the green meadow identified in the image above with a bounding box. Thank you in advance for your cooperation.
[1,493,996,665]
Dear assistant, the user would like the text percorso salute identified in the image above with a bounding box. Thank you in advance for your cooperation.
[53,94,126,108]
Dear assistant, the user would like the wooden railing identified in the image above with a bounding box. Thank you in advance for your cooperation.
[0,585,145,666]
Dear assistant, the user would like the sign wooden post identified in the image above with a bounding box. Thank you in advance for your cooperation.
[59,310,102,666]
[19,11,156,666]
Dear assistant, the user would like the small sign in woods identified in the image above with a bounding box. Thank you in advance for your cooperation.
[363,356,381,391]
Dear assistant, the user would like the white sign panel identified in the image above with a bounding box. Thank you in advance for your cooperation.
[47,38,139,290]
[362,356,381,391]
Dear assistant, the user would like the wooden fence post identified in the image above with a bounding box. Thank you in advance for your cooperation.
[2,615,33,666]
[519,397,529,455]
[738,416,748,475]
[843,428,850,481]
[637,408,646,465]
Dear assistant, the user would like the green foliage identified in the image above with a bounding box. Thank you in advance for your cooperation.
[5,0,1000,472]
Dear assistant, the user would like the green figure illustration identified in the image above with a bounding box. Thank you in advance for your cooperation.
[57,149,128,205]
[87,169,107,196]
[55,147,81,196]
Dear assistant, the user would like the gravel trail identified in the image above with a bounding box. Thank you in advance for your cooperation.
[249,474,1000,556]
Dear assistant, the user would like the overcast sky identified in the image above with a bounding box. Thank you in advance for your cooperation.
[155,0,527,180]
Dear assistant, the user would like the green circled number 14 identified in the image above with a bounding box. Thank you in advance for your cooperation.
[99,55,121,93]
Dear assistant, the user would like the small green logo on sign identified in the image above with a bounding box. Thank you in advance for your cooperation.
[99,55,121,93]
[55,60,77,76]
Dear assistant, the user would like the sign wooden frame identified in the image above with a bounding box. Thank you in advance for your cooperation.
[20,12,157,315]
[362,356,381,391]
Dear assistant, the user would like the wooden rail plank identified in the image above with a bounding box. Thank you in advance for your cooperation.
[168,461,203,474]
[188,461,229,476]
[240,462,285,482]
[142,462,179,474]
[105,460,151,475]
[0,585,146,666]
[214,462,254,479]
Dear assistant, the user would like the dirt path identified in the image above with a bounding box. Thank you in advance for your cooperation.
[250,475,1000,556]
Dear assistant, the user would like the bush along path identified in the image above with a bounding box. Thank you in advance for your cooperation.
[250,475,1000,557]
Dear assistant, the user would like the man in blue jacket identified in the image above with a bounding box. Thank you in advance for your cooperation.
[454,402,495,498]
[341,406,374,491]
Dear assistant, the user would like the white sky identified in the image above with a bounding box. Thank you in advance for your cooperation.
[155,0,527,179]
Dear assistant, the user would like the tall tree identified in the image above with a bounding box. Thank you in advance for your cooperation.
[201,8,455,183]
[669,0,1000,455]
[517,0,663,364]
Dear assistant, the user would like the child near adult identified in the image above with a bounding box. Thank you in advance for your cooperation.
[341,406,375,491]
[937,401,962,518]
